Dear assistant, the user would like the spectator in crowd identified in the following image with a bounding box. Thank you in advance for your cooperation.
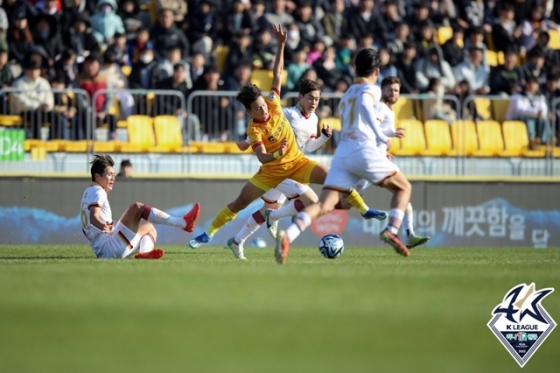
[187,0,216,59]
[7,8,33,64]
[264,0,294,28]
[406,1,431,38]
[64,13,99,64]
[377,47,397,86]
[429,0,456,27]
[534,30,560,75]
[522,46,547,84]
[91,0,125,47]
[463,26,489,72]
[77,54,116,139]
[386,22,410,56]
[441,25,465,67]
[190,65,231,141]
[110,32,129,66]
[252,27,276,69]
[118,0,151,41]
[489,48,523,95]
[313,45,343,91]
[33,13,63,64]
[454,45,489,95]
[150,8,190,60]
[298,67,323,88]
[54,49,78,86]
[457,0,490,32]
[415,46,455,92]
[117,159,133,178]
[453,79,479,120]
[248,0,266,32]
[156,0,187,24]
[416,21,438,58]
[127,26,149,65]
[102,48,133,119]
[50,73,77,140]
[60,0,91,31]
[153,45,191,89]
[223,34,253,76]
[283,23,303,63]
[347,0,388,42]
[506,75,553,148]
[36,0,63,26]
[395,41,418,94]
[381,0,402,39]
[542,72,560,142]
[519,6,556,52]
[422,77,457,123]
[3,0,37,24]
[335,34,355,73]
[221,0,252,41]
[287,47,310,91]
[222,61,252,140]
[189,51,205,86]
[492,2,522,54]
[11,59,54,139]
[0,4,8,51]
[0,47,12,113]
[322,0,347,46]
[128,43,157,89]
[294,0,324,49]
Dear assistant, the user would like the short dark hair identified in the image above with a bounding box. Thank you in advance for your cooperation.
[90,154,114,181]
[526,75,540,84]
[236,83,262,110]
[355,48,380,77]
[173,63,185,71]
[298,79,322,96]
[381,76,401,88]
[120,159,132,168]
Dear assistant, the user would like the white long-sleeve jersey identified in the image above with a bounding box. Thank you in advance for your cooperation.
[336,80,388,156]
[376,101,397,153]
[80,184,113,245]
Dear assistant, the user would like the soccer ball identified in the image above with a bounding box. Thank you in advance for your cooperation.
[319,234,345,259]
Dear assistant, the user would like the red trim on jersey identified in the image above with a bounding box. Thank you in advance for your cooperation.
[252,115,271,124]
[297,103,311,119]
[88,203,100,210]
[141,205,152,221]
[271,88,280,96]
[251,141,264,150]
[310,134,317,139]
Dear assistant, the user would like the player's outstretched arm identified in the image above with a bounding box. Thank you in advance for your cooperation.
[253,139,288,164]
[271,24,287,93]
[362,93,391,148]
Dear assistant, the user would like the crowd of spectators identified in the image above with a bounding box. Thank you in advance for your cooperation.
[0,0,559,147]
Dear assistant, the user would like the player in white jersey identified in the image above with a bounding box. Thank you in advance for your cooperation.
[226,79,388,259]
[81,155,201,259]
[340,76,430,249]
[275,48,416,263]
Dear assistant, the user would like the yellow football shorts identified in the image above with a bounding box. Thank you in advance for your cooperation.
[249,157,319,192]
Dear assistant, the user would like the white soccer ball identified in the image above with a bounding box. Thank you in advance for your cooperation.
[319,234,345,259]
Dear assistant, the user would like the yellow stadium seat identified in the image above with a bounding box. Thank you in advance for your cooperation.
[502,121,546,157]
[548,29,560,50]
[393,119,426,156]
[125,115,155,152]
[451,120,479,156]
[195,142,227,154]
[34,140,60,152]
[474,98,492,120]
[437,26,453,45]
[486,50,498,67]
[119,143,144,153]
[492,99,511,123]
[117,120,128,128]
[0,115,22,127]
[215,45,230,73]
[24,139,41,152]
[424,120,457,156]
[319,117,341,132]
[224,141,251,154]
[154,115,183,152]
[486,31,496,51]
[250,69,288,89]
[497,51,505,65]
[393,97,414,122]
[93,141,117,153]
[121,66,132,77]
[475,120,504,157]
[65,140,89,152]
[182,145,200,153]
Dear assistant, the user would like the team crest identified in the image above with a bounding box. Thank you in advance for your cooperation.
[268,136,275,141]
[487,283,556,367]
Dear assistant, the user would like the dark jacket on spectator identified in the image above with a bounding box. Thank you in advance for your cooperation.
[223,42,253,77]
[150,23,190,60]
[321,10,348,45]
[8,25,34,64]
[128,59,158,89]
[33,14,64,61]
[395,57,418,94]
[347,7,388,40]
[63,15,100,58]
[441,38,464,67]
[117,0,152,40]
[154,76,189,115]
[221,9,252,40]
[489,64,523,95]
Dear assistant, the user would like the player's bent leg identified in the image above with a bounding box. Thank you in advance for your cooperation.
[308,163,329,185]
[134,223,164,259]
[119,202,201,233]
[266,188,318,238]
[401,202,430,249]
[275,189,341,264]
[378,173,412,257]
[190,181,266,249]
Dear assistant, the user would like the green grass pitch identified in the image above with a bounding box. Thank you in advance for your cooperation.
[1,245,559,373]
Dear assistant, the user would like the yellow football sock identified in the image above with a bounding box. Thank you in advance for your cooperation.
[344,189,369,214]
[208,206,237,237]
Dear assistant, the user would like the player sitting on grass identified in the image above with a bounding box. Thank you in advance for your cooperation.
[228,79,388,260]
[189,24,382,259]
[275,48,417,264]
[81,155,201,259]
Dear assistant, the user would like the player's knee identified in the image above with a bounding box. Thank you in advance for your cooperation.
[129,202,144,212]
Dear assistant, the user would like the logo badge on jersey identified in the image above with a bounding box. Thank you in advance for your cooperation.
[268,92,275,100]
[268,136,275,141]
[487,283,556,367]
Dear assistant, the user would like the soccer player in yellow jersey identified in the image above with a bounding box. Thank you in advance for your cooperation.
[189,24,377,253]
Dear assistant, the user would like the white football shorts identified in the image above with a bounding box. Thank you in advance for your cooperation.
[261,178,311,205]
[91,221,143,259]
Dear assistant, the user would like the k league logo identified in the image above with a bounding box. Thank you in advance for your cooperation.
[487,283,556,367]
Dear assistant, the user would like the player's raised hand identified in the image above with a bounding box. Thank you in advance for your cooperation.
[279,138,288,156]
[236,141,250,151]
[321,124,332,138]
[394,127,405,138]
[271,24,287,44]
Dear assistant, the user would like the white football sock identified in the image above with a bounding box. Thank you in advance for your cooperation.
[234,211,264,244]
[285,212,312,242]
[269,199,306,221]
[387,208,405,235]
[403,203,415,236]
[142,205,184,228]
[139,234,155,253]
